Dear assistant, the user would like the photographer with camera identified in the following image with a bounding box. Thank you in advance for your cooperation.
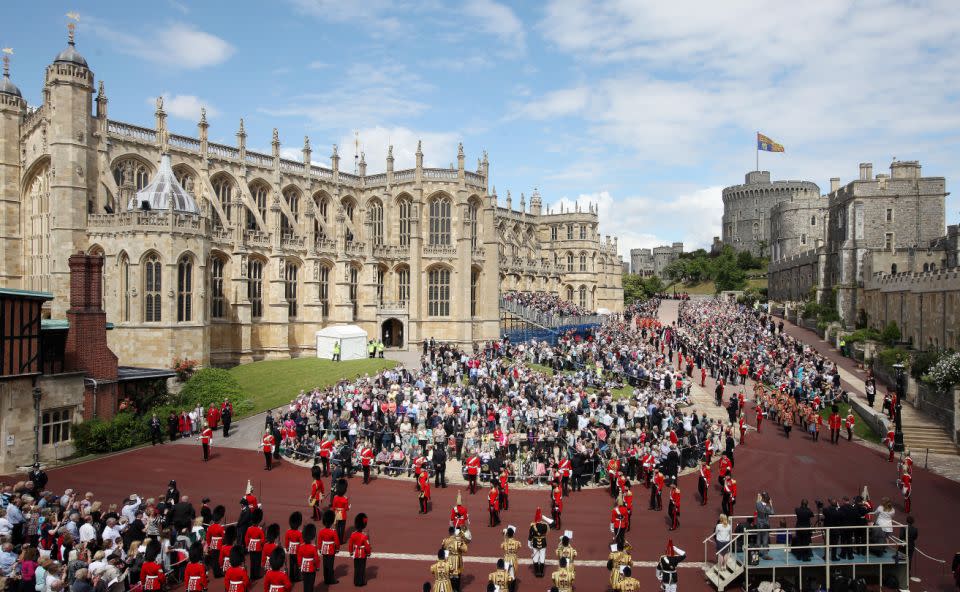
[792,500,815,561]
[755,492,774,560]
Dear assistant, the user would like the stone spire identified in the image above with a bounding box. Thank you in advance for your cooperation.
[302,136,311,166]
[415,140,423,169]
[386,145,394,173]
[331,144,340,173]
[520,192,526,213]
[530,187,542,216]
[359,151,367,177]
[272,128,280,158]
[506,190,512,211]
[95,80,107,119]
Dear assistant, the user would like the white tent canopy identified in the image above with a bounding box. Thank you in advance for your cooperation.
[315,325,368,361]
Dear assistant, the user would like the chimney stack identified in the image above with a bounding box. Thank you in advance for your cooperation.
[859,163,873,181]
[830,177,840,192]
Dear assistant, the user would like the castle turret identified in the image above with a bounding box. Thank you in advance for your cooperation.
[530,187,542,216]
[0,48,26,285]
[44,19,96,314]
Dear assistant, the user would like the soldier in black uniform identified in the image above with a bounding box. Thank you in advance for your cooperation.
[433,445,447,488]
[28,463,48,497]
[657,540,686,592]
[528,508,549,578]
[150,414,163,445]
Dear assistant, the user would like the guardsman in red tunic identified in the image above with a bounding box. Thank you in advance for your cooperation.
[488,484,501,527]
[642,450,655,487]
[704,438,713,464]
[200,423,214,461]
[263,548,291,592]
[901,450,914,475]
[607,456,621,498]
[348,514,372,587]
[498,469,510,511]
[418,470,431,514]
[559,456,572,496]
[828,408,842,444]
[701,366,707,387]
[207,506,227,577]
[184,543,208,592]
[845,412,856,442]
[318,436,335,476]
[223,547,250,592]
[308,466,325,521]
[283,512,303,583]
[244,508,266,580]
[359,442,374,484]
[885,429,896,462]
[316,511,340,585]
[295,524,319,592]
[650,470,664,511]
[738,414,747,444]
[331,479,350,543]
[900,471,912,513]
[697,460,711,506]
[755,406,764,432]
[261,525,280,574]
[722,476,737,516]
[550,483,563,530]
[668,485,681,531]
[622,483,634,530]
[261,430,276,471]
[611,496,628,547]
[140,541,167,592]
[450,491,469,531]
[465,453,481,494]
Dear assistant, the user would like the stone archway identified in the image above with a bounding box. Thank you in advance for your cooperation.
[381,318,404,348]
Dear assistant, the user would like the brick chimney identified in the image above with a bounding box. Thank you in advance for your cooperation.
[64,252,119,419]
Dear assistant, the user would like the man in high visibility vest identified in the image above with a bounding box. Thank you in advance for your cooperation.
[376,340,384,358]
[368,340,375,358]
[332,340,341,362]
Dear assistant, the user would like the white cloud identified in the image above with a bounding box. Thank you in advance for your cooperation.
[148,93,220,121]
[463,0,526,55]
[516,87,589,120]
[338,126,461,172]
[86,18,234,69]
[307,60,329,70]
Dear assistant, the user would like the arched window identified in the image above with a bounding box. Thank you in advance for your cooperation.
[468,202,479,249]
[24,165,51,292]
[212,176,233,225]
[566,285,574,301]
[318,264,331,319]
[285,261,299,317]
[810,215,817,226]
[285,189,300,220]
[349,266,359,318]
[369,200,384,245]
[174,166,195,193]
[119,254,130,322]
[471,268,480,316]
[579,253,587,272]
[891,264,898,274]
[429,196,452,245]
[343,199,356,243]
[316,195,328,220]
[113,159,150,191]
[248,259,264,319]
[566,253,574,272]
[427,267,451,316]
[210,257,225,319]
[398,198,412,246]
[375,265,385,303]
[143,254,162,323]
[177,256,193,322]
[752,222,761,241]
[397,266,410,303]
[251,183,268,231]
[579,285,587,309]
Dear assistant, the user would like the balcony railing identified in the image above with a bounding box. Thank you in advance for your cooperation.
[314,237,336,253]
[244,230,271,247]
[424,244,458,257]
[378,301,408,315]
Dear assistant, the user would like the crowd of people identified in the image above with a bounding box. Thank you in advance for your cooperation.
[501,291,592,319]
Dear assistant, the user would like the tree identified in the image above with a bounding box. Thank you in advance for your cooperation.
[622,273,645,304]
[736,250,756,270]
[714,247,747,292]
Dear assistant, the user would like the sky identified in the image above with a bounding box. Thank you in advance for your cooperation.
[5,0,960,258]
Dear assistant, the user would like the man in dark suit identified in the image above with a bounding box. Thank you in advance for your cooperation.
[838,497,859,559]
[171,495,196,534]
[822,499,842,561]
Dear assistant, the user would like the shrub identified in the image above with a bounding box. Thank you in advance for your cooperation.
[923,351,960,390]
[172,357,199,382]
[910,349,948,380]
[802,301,821,320]
[876,347,909,369]
[73,412,148,455]
[845,328,881,344]
[178,368,244,409]
[881,322,901,346]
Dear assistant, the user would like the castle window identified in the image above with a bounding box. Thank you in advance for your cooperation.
[113,159,150,191]
[579,285,587,309]
[468,202,479,249]
[212,176,233,225]
[567,225,574,240]
[41,408,73,445]
[344,199,355,243]
[471,268,480,316]
[580,225,586,240]
[884,232,894,251]
[811,216,816,226]
[398,267,410,304]
[319,264,330,319]
[891,264,898,274]
[567,253,574,272]
[251,184,268,231]
[143,254,162,323]
[551,225,558,241]
[398,198,412,246]
[285,189,299,220]
[176,256,193,322]
[801,233,806,245]
[174,167,195,193]
[429,196,452,245]
[285,261,299,318]
[248,259,264,319]
[375,266,385,304]
[427,267,451,316]
[580,253,587,272]
[886,208,893,222]
[119,254,131,322]
[566,285,574,301]
[370,200,384,245]
[210,257,225,319]
[349,266,359,319]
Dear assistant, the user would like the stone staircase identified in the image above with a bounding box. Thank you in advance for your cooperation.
[900,420,959,456]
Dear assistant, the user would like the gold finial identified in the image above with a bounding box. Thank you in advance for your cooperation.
[1,48,11,78]
[66,12,80,45]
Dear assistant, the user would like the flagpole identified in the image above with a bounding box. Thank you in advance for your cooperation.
[755,131,759,171]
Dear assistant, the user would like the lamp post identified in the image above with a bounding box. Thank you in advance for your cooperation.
[32,386,42,466]
[891,363,905,452]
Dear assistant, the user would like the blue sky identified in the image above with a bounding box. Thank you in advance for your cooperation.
[5,0,960,257]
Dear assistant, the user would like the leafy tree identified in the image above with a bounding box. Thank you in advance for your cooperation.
[736,250,756,270]
[622,274,646,304]
[881,321,901,346]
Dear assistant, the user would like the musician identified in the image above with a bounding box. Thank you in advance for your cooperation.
[318,436,335,477]
[488,484,501,527]
[206,505,227,577]
[551,557,574,592]
[224,547,250,592]
[308,466,325,522]
[488,558,511,592]
[283,512,303,583]
[243,508,265,580]
[200,422,213,461]
[442,526,468,592]
[657,540,686,592]
[550,483,563,530]
[263,548,291,592]
[615,565,640,592]
[295,524,319,592]
[697,460,711,506]
[500,526,520,588]
[359,441,374,484]
[347,512,373,586]
[498,469,510,511]
[556,535,577,578]
[430,549,454,592]
[418,469,431,514]
[606,541,632,590]
[450,491,469,532]
[528,508,549,578]
[331,479,350,543]
[465,452,481,494]
[668,485,681,531]
[317,510,340,585]
[260,430,276,471]
[183,543,208,592]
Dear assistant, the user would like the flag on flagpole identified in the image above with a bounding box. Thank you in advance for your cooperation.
[757,133,784,153]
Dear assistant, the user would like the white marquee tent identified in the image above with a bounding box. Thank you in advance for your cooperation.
[315,325,368,361]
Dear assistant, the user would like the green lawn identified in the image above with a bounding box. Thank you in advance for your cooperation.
[818,402,879,443]
[666,277,768,295]
[229,357,396,415]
